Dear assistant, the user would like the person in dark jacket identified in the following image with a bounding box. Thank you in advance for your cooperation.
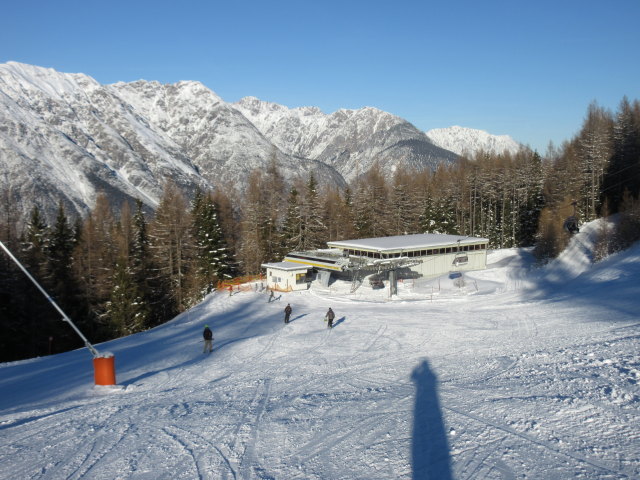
[203,325,213,353]
[326,308,335,328]
[284,304,292,323]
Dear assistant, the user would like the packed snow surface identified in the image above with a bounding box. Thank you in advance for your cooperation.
[1,221,639,479]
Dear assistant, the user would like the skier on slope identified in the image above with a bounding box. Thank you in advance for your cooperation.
[325,307,335,328]
[203,325,214,353]
[284,303,292,323]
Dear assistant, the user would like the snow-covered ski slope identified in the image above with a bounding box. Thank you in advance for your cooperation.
[1,220,639,479]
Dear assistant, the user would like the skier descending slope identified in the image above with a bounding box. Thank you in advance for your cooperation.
[203,324,214,353]
[325,307,335,328]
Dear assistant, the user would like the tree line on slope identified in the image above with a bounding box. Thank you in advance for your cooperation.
[0,186,236,361]
[0,97,639,362]
[535,97,640,260]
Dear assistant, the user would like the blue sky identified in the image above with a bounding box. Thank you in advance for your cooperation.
[2,0,639,152]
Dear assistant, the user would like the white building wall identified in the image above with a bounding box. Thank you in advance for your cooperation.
[413,250,487,278]
[265,268,309,291]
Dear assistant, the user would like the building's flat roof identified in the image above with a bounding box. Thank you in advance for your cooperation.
[261,261,311,271]
[327,233,488,252]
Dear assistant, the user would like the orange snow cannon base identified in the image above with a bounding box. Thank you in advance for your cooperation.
[93,355,116,386]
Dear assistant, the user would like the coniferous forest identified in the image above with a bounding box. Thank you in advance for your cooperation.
[1,97,639,362]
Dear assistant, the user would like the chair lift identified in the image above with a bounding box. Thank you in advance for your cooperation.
[563,201,580,234]
[452,253,468,266]
[452,240,468,266]
[563,216,580,234]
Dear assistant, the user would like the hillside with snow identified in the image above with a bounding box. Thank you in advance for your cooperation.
[1,220,638,479]
[426,125,521,157]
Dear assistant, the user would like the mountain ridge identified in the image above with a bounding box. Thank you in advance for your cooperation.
[426,125,521,156]
[233,96,459,181]
[1,62,518,223]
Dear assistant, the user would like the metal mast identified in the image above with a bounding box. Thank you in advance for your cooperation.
[0,240,100,357]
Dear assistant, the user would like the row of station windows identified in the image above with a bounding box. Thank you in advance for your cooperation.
[344,243,487,260]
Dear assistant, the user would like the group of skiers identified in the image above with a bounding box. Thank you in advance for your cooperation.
[284,304,334,327]
[202,305,336,353]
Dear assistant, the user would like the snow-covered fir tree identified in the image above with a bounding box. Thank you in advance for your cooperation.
[281,186,303,252]
[106,259,149,335]
[299,174,327,250]
[191,189,234,298]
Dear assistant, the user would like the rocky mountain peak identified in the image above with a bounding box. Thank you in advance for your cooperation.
[1,62,512,225]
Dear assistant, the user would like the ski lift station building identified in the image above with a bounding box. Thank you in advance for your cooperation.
[262,233,489,291]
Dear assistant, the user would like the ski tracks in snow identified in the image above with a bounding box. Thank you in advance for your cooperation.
[222,377,272,480]
[444,402,632,479]
[162,424,237,480]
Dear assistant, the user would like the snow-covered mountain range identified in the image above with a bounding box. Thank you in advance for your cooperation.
[0,62,517,223]
[426,125,521,157]
[234,97,458,181]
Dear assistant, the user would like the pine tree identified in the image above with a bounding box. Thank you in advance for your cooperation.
[131,199,169,328]
[0,239,25,360]
[517,151,546,246]
[1,206,43,361]
[12,206,54,357]
[363,164,391,237]
[209,195,236,279]
[263,153,287,260]
[212,188,239,257]
[321,186,353,242]
[281,185,303,251]
[602,97,640,212]
[150,181,192,312]
[336,187,357,240]
[238,171,268,274]
[191,190,234,298]
[418,169,458,236]
[431,194,458,235]
[46,202,91,350]
[390,168,418,235]
[533,207,566,264]
[615,191,640,249]
[300,174,327,250]
[131,199,151,274]
[23,206,49,278]
[352,183,374,238]
[419,192,438,234]
[576,102,613,220]
[47,202,78,297]
[105,258,149,336]
[74,194,119,333]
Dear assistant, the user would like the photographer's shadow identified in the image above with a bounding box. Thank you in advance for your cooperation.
[411,360,453,480]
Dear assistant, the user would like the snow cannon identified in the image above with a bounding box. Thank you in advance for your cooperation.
[93,352,117,386]
[0,240,118,387]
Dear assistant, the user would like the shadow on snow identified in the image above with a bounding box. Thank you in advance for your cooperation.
[411,359,452,480]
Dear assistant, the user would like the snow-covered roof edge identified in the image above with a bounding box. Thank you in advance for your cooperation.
[261,262,312,271]
[327,233,489,252]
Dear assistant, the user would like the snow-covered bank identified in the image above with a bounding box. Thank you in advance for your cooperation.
[1,224,638,479]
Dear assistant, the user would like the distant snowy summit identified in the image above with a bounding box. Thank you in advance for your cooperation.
[426,126,521,157]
